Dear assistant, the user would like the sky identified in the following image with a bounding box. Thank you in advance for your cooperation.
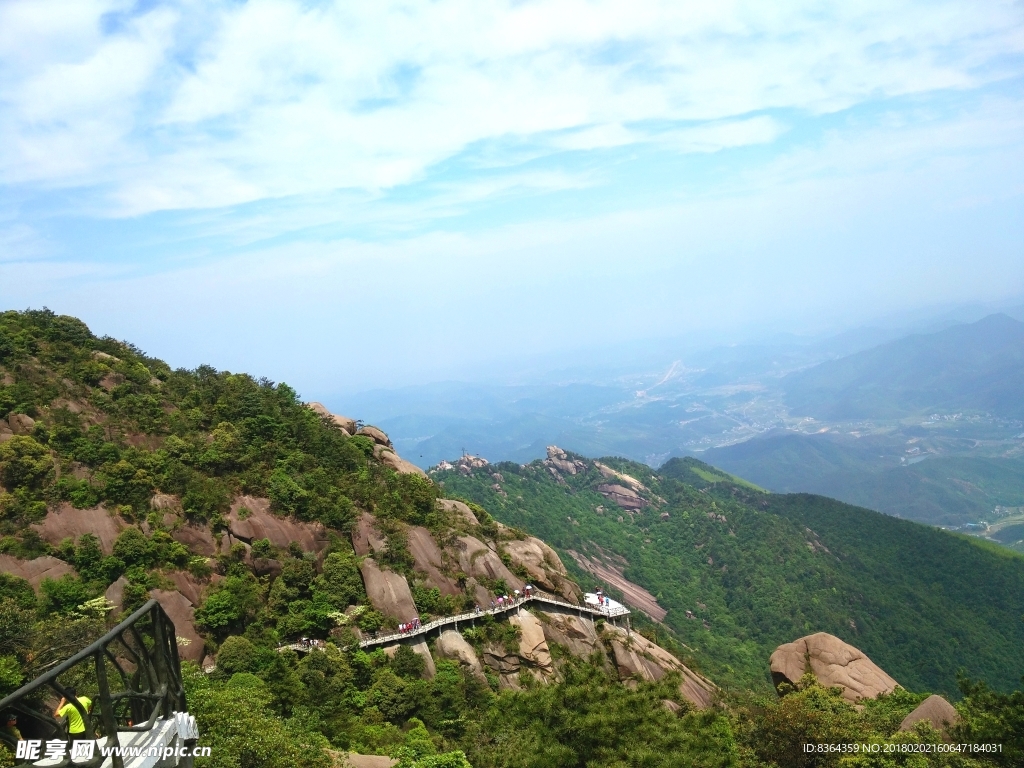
[1,0,1023,398]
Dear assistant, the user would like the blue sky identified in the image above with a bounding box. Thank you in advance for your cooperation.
[1,0,1022,396]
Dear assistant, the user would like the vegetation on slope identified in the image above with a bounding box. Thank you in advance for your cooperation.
[438,454,1024,695]
[2,309,1023,767]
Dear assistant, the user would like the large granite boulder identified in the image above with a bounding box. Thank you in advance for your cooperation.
[346,754,397,768]
[226,496,329,553]
[438,499,478,526]
[770,632,899,703]
[596,484,647,510]
[604,625,716,709]
[435,629,486,682]
[356,426,391,447]
[406,526,462,596]
[456,536,523,590]
[171,522,219,557]
[151,589,204,663]
[504,537,581,602]
[539,612,604,659]
[510,608,553,678]
[374,445,428,478]
[900,695,960,734]
[0,555,76,590]
[358,557,418,622]
[351,512,385,556]
[104,576,129,610]
[306,402,357,435]
[32,504,123,553]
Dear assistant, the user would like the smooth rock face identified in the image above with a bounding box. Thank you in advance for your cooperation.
[900,695,960,733]
[352,512,385,557]
[596,483,647,510]
[435,629,486,682]
[151,589,204,663]
[510,608,553,677]
[406,526,462,596]
[770,632,899,703]
[104,576,129,610]
[226,496,329,553]
[374,445,428,478]
[456,536,524,590]
[164,570,215,607]
[357,426,392,447]
[438,499,479,526]
[346,754,397,768]
[539,612,603,659]
[604,625,716,709]
[171,523,219,557]
[7,413,35,435]
[503,538,581,603]
[0,554,76,590]
[306,402,357,435]
[359,557,418,622]
[32,503,123,553]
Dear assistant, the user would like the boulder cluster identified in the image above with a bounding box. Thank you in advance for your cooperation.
[770,632,960,734]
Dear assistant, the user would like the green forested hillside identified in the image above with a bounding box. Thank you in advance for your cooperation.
[438,454,1024,695]
[2,309,1023,768]
[707,433,1024,527]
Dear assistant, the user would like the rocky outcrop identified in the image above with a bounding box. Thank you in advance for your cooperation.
[306,402,357,436]
[346,754,397,768]
[438,499,479,526]
[597,483,647,510]
[32,503,123,553]
[164,570,216,607]
[151,589,204,663]
[352,512,385,557]
[456,536,524,590]
[543,446,587,475]
[104,576,129,610]
[770,633,899,703]
[383,638,437,679]
[0,555,76,590]
[504,537,581,603]
[171,523,219,557]
[358,558,418,622]
[406,526,462,596]
[510,608,553,678]
[435,629,486,682]
[357,426,391,447]
[539,612,603,658]
[604,625,715,709]
[594,461,648,494]
[226,496,329,553]
[373,444,428,478]
[7,413,36,436]
[900,695,959,734]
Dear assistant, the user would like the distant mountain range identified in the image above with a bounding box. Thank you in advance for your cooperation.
[783,313,1024,420]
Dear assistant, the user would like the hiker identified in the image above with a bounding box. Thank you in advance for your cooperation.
[3,713,22,742]
[55,687,92,739]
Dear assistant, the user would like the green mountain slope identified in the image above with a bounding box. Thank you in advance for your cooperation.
[437,453,1024,695]
[783,313,1024,420]
[706,433,1024,527]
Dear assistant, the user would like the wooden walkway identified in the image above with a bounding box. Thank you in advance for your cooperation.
[278,593,630,654]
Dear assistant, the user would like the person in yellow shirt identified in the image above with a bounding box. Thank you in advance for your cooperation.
[54,687,92,736]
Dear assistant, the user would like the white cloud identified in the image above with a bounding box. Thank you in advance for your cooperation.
[0,0,1020,215]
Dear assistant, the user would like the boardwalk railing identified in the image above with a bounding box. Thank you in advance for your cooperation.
[0,598,197,768]
[354,593,629,650]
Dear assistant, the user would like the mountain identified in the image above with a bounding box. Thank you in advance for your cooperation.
[3,308,1024,767]
[783,313,1024,420]
[705,432,1024,527]
[437,448,1024,695]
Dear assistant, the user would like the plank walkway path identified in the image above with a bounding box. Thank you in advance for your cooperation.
[278,593,630,654]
